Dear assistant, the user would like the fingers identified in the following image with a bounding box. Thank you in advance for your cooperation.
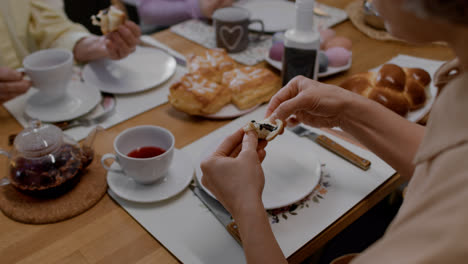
[0,80,32,103]
[106,22,140,60]
[117,22,140,48]
[214,128,244,157]
[0,67,23,81]
[230,139,268,158]
[265,76,303,119]
[257,149,267,163]
[125,21,142,39]
[239,130,259,158]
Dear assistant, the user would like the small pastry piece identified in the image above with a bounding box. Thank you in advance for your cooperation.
[168,73,231,115]
[187,49,236,83]
[91,5,126,35]
[222,67,281,110]
[243,119,284,141]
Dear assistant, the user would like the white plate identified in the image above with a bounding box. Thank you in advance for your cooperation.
[107,149,194,203]
[201,104,259,119]
[82,46,177,94]
[25,81,101,123]
[235,0,295,32]
[265,56,352,78]
[195,130,321,209]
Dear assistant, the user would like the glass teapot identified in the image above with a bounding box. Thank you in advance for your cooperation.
[0,121,101,197]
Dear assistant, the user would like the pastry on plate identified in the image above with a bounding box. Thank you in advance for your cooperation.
[168,73,232,115]
[91,5,126,35]
[222,67,281,110]
[244,119,284,141]
[187,49,236,83]
[340,64,431,116]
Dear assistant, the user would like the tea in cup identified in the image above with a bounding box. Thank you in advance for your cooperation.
[101,126,175,184]
[22,49,73,103]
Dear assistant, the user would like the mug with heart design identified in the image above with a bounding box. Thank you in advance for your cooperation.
[213,7,264,53]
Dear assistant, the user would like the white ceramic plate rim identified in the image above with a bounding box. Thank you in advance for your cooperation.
[25,82,101,123]
[194,136,322,209]
[106,149,194,203]
[82,46,177,95]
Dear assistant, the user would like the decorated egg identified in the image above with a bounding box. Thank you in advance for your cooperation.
[319,28,336,49]
[269,42,284,62]
[325,47,351,67]
[324,36,353,51]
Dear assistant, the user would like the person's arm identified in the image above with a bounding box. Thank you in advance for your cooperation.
[201,129,287,264]
[137,0,202,26]
[267,76,424,180]
[340,95,424,180]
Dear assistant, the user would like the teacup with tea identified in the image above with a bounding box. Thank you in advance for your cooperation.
[101,126,175,184]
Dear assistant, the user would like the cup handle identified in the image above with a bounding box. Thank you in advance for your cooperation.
[16,67,30,81]
[249,19,265,42]
[101,153,124,173]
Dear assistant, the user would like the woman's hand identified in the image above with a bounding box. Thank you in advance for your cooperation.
[74,21,141,62]
[105,20,141,60]
[266,75,358,129]
[201,129,267,217]
[199,0,235,18]
[0,67,32,103]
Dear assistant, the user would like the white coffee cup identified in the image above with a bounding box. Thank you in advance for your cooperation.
[22,49,73,103]
[101,126,175,184]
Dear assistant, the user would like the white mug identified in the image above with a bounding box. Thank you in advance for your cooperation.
[101,126,175,184]
[22,49,73,103]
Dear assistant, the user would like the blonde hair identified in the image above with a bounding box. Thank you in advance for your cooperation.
[404,0,468,24]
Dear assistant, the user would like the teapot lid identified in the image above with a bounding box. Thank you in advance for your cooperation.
[14,120,63,157]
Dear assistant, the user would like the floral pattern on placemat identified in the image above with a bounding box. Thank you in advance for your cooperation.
[268,164,331,224]
[170,20,272,66]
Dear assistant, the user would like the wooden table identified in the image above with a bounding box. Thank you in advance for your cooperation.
[0,1,453,263]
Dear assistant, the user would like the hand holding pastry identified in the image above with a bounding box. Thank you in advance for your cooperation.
[105,20,141,60]
[0,67,32,103]
[266,76,357,129]
[201,129,267,217]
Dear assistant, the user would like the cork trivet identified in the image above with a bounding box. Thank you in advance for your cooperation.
[346,0,403,42]
[0,157,107,224]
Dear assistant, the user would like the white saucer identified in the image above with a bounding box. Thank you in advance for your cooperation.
[82,46,177,94]
[25,81,101,123]
[107,149,194,203]
[265,56,353,79]
[195,130,321,209]
[201,104,259,119]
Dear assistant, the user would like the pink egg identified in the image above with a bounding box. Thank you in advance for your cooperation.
[325,47,351,67]
[324,36,353,51]
[269,42,284,62]
[319,28,336,49]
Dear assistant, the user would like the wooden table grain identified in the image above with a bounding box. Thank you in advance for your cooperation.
[0,1,453,263]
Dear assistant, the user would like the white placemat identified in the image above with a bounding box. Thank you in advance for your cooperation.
[109,105,396,263]
[3,64,187,142]
[171,19,272,66]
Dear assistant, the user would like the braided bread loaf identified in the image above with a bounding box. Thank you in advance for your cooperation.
[340,64,432,116]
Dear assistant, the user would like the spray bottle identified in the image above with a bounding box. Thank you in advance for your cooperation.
[281,0,320,86]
